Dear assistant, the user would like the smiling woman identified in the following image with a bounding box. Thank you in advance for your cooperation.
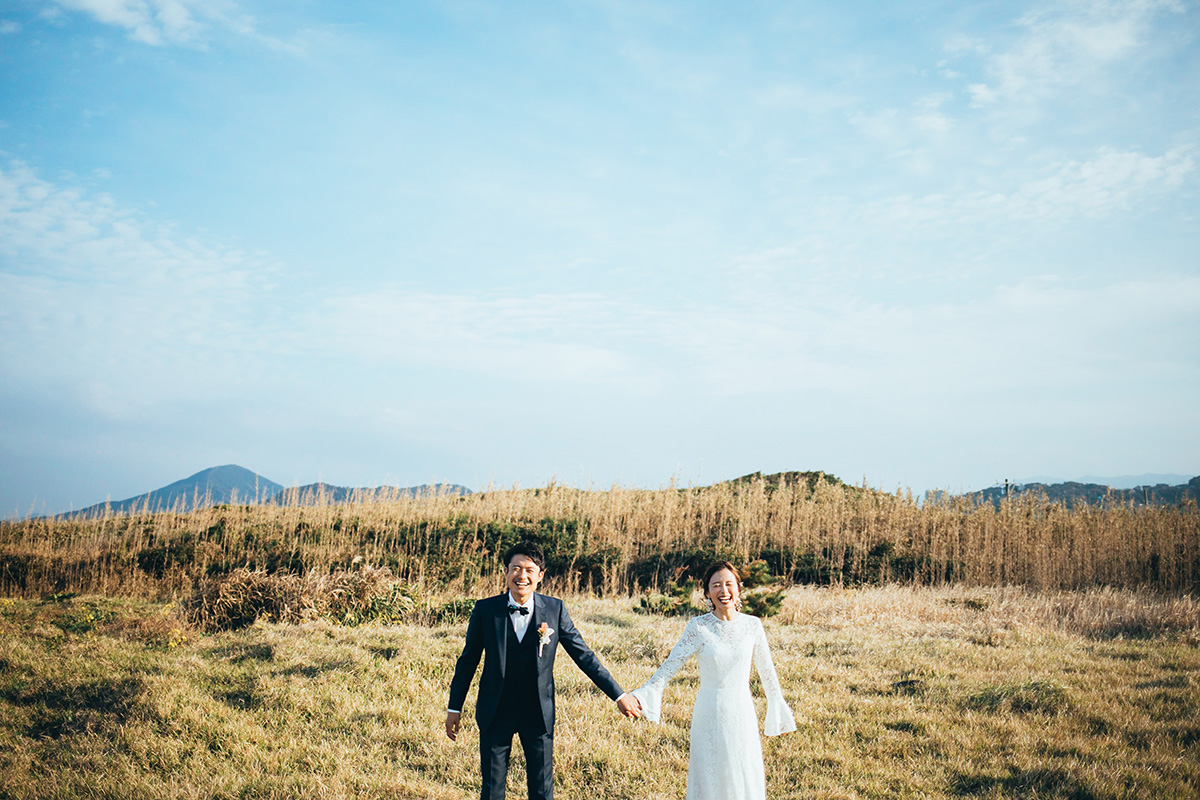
[703,560,741,619]
[630,560,796,800]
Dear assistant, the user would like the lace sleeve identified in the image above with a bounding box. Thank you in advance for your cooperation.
[752,617,796,736]
[630,617,703,723]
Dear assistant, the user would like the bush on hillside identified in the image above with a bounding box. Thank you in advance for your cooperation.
[742,587,786,618]
[185,564,419,631]
[635,580,702,616]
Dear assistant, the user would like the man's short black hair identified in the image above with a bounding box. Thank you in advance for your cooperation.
[502,541,546,571]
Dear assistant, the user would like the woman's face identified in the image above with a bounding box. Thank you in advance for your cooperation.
[706,568,740,613]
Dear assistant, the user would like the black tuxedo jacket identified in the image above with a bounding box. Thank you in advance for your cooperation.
[448,592,623,734]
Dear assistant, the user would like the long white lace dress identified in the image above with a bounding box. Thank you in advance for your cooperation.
[631,612,796,800]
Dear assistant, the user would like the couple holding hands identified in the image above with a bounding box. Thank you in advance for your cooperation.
[446,542,796,800]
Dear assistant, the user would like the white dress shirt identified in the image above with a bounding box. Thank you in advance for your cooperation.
[507,592,534,642]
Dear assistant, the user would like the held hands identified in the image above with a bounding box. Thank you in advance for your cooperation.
[616,693,642,719]
[449,696,640,740]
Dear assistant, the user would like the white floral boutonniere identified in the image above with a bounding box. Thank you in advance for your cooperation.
[537,622,554,656]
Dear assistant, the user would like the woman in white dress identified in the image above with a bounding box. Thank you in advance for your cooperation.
[631,561,796,800]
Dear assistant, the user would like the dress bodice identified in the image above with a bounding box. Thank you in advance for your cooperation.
[693,613,756,689]
[632,612,795,736]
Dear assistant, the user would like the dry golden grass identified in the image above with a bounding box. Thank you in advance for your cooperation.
[3,478,1198,599]
[1,585,1198,800]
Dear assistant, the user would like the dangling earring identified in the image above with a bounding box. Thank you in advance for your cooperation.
[704,596,714,610]
[734,595,743,612]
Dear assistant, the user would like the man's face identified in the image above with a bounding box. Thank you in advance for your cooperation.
[505,554,544,604]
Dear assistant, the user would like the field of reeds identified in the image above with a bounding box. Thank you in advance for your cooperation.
[2,474,1198,601]
[2,585,1198,800]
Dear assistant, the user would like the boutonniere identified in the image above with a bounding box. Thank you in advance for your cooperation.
[537,622,555,656]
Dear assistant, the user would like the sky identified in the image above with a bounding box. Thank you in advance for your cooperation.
[1,0,1198,516]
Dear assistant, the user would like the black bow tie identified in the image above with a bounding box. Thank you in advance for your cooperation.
[507,603,530,616]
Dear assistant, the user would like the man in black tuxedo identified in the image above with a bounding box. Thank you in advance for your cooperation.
[446,542,641,800]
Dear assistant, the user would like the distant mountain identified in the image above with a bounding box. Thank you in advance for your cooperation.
[60,466,473,518]
[1078,473,1195,489]
[65,465,283,518]
[271,482,472,505]
[1014,473,1195,490]
[964,476,1200,508]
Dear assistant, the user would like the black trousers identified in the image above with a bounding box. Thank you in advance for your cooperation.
[479,720,553,800]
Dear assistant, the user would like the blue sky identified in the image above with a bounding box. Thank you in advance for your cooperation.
[1,0,1198,516]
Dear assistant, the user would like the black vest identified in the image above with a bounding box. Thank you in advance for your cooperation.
[492,618,544,734]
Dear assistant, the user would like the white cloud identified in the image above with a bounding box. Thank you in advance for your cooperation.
[309,289,652,389]
[302,262,1200,426]
[912,92,954,133]
[0,160,267,285]
[848,108,901,142]
[1004,146,1194,218]
[2,150,1194,481]
[752,83,854,116]
[54,0,202,46]
[963,0,1186,104]
[866,146,1194,229]
[967,83,998,107]
[0,161,278,411]
[50,0,290,50]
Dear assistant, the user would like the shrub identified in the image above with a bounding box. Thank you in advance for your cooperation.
[741,587,786,618]
[311,564,417,626]
[741,559,775,588]
[186,568,308,631]
[635,580,701,616]
[430,597,476,624]
[184,564,421,630]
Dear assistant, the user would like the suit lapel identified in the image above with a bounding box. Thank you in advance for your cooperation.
[494,593,509,678]
[530,593,544,672]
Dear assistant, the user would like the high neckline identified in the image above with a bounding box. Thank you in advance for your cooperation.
[709,610,740,623]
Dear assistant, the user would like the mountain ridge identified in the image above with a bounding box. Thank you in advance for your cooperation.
[61,465,471,518]
[64,465,283,518]
[1009,473,1194,490]
[961,476,1200,508]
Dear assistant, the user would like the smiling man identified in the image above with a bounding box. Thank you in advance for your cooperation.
[446,541,640,800]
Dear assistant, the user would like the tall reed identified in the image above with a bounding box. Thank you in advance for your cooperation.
[1,479,1196,599]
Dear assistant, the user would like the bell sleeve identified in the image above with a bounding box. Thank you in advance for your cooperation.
[752,617,797,736]
[630,617,703,723]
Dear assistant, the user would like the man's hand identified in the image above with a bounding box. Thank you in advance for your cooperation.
[445,711,461,741]
[616,694,642,719]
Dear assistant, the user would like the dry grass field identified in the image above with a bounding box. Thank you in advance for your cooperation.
[2,585,1198,800]
[2,482,1197,797]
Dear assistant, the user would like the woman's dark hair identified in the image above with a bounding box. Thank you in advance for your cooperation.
[701,561,741,592]
[502,541,546,570]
